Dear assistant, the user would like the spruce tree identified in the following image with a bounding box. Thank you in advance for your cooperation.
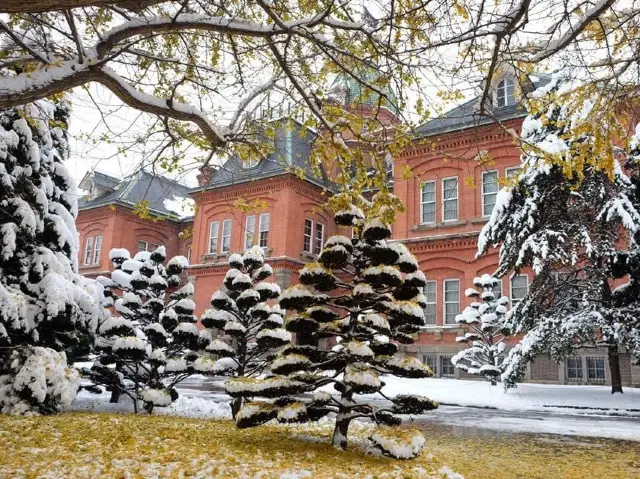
[199,246,286,418]
[452,274,509,385]
[0,100,103,414]
[90,246,207,412]
[478,78,640,393]
[227,192,437,458]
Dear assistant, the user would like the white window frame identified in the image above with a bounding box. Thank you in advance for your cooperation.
[481,170,499,217]
[566,357,583,382]
[510,274,529,306]
[245,215,256,250]
[440,355,455,378]
[586,357,606,383]
[505,166,520,180]
[420,180,436,224]
[242,158,260,169]
[221,219,232,253]
[496,77,516,107]
[424,280,437,326]
[492,277,503,300]
[442,177,459,222]
[303,218,313,253]
[443,279,460,325]
[92,235,103,265]
[208,221,220,254]
[187,246,192,262]
[137,239,148,253]
[259,213,270,248]
[313,222,324,255]
[84,236,94,265]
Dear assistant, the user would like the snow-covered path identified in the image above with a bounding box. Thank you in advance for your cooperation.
[414,405,640,442]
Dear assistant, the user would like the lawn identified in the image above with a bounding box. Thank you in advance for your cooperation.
[0,413,638,479]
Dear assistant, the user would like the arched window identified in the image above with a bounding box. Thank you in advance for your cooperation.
[496,78,516,107]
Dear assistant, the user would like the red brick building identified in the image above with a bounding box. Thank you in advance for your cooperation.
[76,75,640,386]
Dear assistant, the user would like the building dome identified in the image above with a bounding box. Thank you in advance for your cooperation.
[328,69,400,116]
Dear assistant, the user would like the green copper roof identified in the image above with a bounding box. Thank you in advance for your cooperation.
[329,69,400,115]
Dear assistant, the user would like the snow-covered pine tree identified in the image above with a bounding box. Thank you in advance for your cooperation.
[227,192,437,458]
[452,274,509,385]
[91,246,206,412]
[199,246,285,418]
[608,125,640,362]
[0,100,104,414]
[478,77,640,393]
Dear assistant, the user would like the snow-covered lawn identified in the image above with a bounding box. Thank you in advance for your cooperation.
[377,377,640,416]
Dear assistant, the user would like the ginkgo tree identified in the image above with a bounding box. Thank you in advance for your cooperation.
[1,0,638,182]
[225,191,438,459]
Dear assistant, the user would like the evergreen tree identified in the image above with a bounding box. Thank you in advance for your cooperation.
[90,246,207,412]
[478,78,640,393]
[452,274,509,386]
[227,192,437,458]
[199,246,285,418]
[0,100,103,414]
[608,125,640,362]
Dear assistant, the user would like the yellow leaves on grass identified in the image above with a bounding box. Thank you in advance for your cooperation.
[0,414,638,478]
[424,424,640,479]
[0,413,444,479]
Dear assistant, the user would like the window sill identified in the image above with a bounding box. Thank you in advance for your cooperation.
[471,217,490,225]
[79,264,100,270]
[300,251,318,261]
[202,252,230,263]
[411,220,467,231]
[421,325,460,330]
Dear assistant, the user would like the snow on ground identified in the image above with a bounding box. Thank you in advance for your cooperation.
[419,406,640,442]
[376,377,640,416]
[68,388,231,419]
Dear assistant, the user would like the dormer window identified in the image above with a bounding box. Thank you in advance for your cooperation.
[242,158,260,169]
[496,77,516,107]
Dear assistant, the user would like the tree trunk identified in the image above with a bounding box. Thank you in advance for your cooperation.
[109,388,121,403]
[608,344,624,394]
[231,397,243,420]
[490,379,497,386]
[332,414,351,451]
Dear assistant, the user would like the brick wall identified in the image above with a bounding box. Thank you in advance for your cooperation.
[530,355,560,381]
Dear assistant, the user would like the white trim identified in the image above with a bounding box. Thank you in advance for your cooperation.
[424,280,437,326]
[303,218,313,253]
[493,277,503,299]
[443,278,460,325]
[420,180,436,224]
[481,170,499,217]
[137,239,148,253]
[92,235,103,265]
[313,222,325,255]
[259,213,270,248]
[245,215,256,250]
[505,166,520,179]
[84,236,94,265]
[208,221,220,254]
[496,77,516,107]
[221,219,232,253]
[510,274,529,306]
[441,176,458,222]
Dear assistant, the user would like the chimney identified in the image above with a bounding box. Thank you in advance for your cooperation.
[197,165,216,187]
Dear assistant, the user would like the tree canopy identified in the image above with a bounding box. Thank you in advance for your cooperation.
[2,0,640,183]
